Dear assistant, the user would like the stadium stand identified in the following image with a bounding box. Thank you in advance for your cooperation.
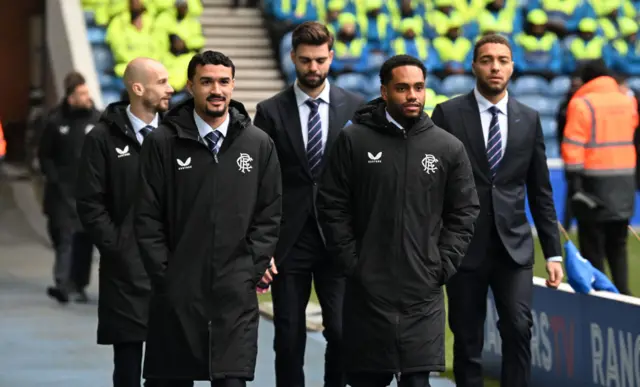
[80,0,284,117]
[80,0,640,160]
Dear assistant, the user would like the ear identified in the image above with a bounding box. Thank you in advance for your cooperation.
[290,49,295,64]
[186,80,193,95]
[230,78,235,91]
[132,82,144,97]
[380,84,388,101]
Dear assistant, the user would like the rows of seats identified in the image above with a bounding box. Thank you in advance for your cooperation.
[271,0,640,159]
[81,0,204,106]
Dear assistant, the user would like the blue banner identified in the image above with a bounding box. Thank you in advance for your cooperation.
[483,284,640,387]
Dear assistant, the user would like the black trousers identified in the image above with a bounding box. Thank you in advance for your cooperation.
[577,219,630,295]
[113,342,143,387]
[447,228,534,387]
[272,217,346,387]
[348,372,431,387]
[71,230,94,290]
[145,379,246,387]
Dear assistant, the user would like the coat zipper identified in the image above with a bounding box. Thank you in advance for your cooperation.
[208,146,218,381]
[396,128,408,381]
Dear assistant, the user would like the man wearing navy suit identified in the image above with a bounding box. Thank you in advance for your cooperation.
[253,21,364,387]
[431,34,564,387]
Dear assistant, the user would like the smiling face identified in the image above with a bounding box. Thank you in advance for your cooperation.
[472,41,513,98]
[381,64,426,120]
[188,63,235,118]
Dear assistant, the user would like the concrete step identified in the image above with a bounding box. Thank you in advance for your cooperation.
[232,58,278,68]
[206,46,272,58]
[235,68,281,80]
[207,36,271,48]
[202,7,261,17]
[200,15,263,27]
[235,79,284,90]
[234,90,281,102]
[203,26,265,37]
[202,0,232,6]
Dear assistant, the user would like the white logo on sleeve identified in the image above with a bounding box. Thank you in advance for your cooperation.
[237,153,253,174]
[367,152,382,163]
[85,124,94,134]
[59,126,69,135]
[177,157,192,170]
[116,146,130,158]
[422,154,438,174]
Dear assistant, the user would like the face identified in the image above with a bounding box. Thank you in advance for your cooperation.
[381,65,425,119]
[403,28,416,39]
[188,64,234,118]
[340,23,356,39]
[627,33,637,44]
[291,43,333,89]
[580,31,595,40]
[130,0,143,12]
[531,23,545,35]
[472,42,513,96]
[447,26,461,39]
[67,84,93,110]
[134,62,174,112]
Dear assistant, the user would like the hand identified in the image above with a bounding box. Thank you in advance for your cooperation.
[256,258,277,294]
[545,261,564,289]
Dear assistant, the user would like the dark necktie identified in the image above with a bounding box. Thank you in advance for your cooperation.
[486,106,503,179]
[204,130,223,155]
[305,99,323,178]
[139,125,153,140]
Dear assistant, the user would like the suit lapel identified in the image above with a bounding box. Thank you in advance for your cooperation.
[279,86,311,175]
[461,92,491,178]
[499,98,521,176]
[324,87,346,160]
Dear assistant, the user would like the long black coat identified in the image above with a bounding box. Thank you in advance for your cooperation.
[134,99,282,380]
[75,102,152,344]
[317,99,480,375]
[39,101,101,230]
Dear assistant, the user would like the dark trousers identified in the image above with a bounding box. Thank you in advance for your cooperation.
[113,342,143,387]
[577,219,630,295]
[272,218,346,387]
[447,227,534,387]
[348,372,431,387]
[145,379,246,387]
[47,221,94,291]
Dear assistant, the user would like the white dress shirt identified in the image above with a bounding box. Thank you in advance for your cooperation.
[126,105,159,145]
[294,80,330,151]
[474,87,508,158]
[473,89,562,263]
[193,110,230,150]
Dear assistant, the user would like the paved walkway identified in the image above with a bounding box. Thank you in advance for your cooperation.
[0,165,454,387]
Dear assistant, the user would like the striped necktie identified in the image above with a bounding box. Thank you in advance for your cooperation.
[204,130,223,155]
[305,99,323,178]
[139,125,153,141]
[486,106,503,178]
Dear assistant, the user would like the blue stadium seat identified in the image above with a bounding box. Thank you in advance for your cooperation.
[334,73,369,94]
[518,95,555,116]
[102,90,121,106]
[540,116,558,138]
[627,77,640,91]
[92,44,114,73]
[280,31,293,57]
[280,51,296,84]
[87,27,107,44]
[548,75,571,97]
[426,75,442,94]
[545,139,560,159]
[512,75,549,96]
[440,75,475,96]
[365,74,381,96]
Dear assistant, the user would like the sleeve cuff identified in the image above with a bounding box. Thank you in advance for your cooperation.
[547,256,563,262]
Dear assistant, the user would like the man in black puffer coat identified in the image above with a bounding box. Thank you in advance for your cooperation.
[317,55,480,387]
[134,51,282,386]
[76,58,174,387]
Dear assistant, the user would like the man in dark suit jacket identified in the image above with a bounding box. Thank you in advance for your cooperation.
[253,21,364,387]
[431,34,564,387]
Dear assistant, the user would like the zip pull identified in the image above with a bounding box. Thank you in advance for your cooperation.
[397,372,402,382]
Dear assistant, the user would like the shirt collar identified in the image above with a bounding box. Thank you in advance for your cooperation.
[474,87,509,115]
[385,109,404,129]
[126,104,159,133]
[294,79,331,107]
[193,110,230,140]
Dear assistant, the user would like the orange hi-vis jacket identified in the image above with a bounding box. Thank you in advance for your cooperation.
[0,120,6,159]
[562,76,638,176]
[561,75,638,220]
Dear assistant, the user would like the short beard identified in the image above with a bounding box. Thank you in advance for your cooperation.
[296,70,327,89]
[205,105,227,118]
[477,78,507,97]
